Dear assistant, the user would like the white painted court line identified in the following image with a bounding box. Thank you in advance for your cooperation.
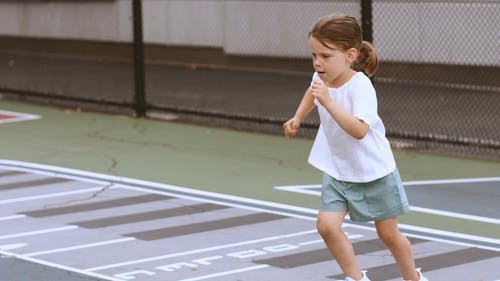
[0,164,111,186]
[274,184,321,196]
[275,176,500,189]
[114,270,155,280]
[398,224,500,249]
[25,237,136,257]
[178,264,270,281]
[403,177,500,185]
[347,234,364,240]
[0,186,116,205]
[298,239,323,246]
[343,222,500,253]
[0,225,78,240]
[296,233,363,245]
[0,243,27,250]
[85,229,317,272]
[0,110,41,124]
[0,214,26,221]
[410,206,500,225]
[274,184,500,225]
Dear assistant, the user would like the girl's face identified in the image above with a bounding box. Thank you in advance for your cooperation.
[309,36,357,88]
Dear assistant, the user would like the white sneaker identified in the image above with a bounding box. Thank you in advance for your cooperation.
[345,270,371,281]
[404,268,428,281]
[416,268,428,281]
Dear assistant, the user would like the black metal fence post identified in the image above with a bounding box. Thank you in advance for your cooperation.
[361,0,373,43]
[132,0,146,117]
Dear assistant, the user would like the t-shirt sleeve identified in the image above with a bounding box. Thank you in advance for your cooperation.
[351,75,378,126]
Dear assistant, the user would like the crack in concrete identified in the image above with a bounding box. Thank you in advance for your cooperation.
[83,123,180,149]
[42,182,114,209]
[84,128,179,150]
[105,156,118,176]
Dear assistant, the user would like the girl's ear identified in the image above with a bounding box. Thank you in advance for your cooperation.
[346,48,358,63]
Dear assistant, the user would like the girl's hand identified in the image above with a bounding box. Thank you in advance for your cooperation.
[283,116,301,137]
[310,80,331,107]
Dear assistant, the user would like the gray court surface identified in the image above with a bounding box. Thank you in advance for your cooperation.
[0,161,499,281]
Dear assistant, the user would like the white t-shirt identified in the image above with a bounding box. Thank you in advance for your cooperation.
[308,72,396,182]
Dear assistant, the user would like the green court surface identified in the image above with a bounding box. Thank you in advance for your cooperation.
[0,98,499,243]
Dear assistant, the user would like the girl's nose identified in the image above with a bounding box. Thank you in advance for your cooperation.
[313,58,321,67]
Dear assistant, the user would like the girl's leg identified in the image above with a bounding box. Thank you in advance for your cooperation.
[317,211,363,280]
[375,218,419,281]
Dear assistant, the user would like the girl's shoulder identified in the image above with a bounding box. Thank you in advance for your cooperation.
[351,72,371,84]
[349,72,374,90]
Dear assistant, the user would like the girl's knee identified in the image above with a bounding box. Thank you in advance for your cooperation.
[316,219,328,237]
[377,228,403,247]
[375,218,403,246]
[316,216,341,237]
[316,211,346,238]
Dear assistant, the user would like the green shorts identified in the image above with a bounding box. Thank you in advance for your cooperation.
[320,169,410,222]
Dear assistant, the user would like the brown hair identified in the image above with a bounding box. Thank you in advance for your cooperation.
[309,14,378,77]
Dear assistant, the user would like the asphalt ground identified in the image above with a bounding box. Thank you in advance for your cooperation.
[0,100,499,280]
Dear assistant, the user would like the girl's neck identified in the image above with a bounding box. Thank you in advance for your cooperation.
[327,69,357,88]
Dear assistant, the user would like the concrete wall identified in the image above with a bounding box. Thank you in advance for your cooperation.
[0,1,133,41]
[142,1,359,58]
[0,1,497,65]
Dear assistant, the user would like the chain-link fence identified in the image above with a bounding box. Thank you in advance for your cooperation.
[372,0,500,159]
[0,1,137,114]
[0,0,498,160]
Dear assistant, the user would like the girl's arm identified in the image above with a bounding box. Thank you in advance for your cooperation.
[311,80,369,140]
[283,87,316,137]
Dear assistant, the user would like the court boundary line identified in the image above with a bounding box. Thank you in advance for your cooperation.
[24,237,136,257]
[0,225,78,240]
[0,186,117,205]
[0,214,26,221]
[274,183,500,225]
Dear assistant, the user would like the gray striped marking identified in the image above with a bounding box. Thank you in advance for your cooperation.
[254,237,426,268]
[330,247,500,280]
[0,170,27,178]
[72,203,231,228]
[125,213,287,241]
[22,194,171,217]
[0,177,73,191]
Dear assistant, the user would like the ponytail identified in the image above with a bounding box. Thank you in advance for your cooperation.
[352,41,378,77]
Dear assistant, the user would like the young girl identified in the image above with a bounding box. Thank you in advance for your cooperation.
[283,14,428,281]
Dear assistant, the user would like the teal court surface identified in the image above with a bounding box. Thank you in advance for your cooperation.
[0,100,499,281]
